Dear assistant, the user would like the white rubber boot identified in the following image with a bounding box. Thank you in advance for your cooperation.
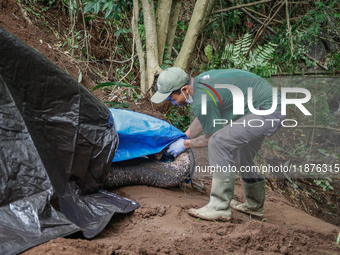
[231,176,265,217]
[188,173,235,221]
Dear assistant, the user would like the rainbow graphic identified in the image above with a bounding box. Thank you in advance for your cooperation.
[198,82,222,106]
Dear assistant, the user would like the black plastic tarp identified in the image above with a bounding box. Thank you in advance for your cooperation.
[0,26,139,255]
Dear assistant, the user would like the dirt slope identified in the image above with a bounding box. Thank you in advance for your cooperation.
[1,1,339,254]
[0,0,104,99]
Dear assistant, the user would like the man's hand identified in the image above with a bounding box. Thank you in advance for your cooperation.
[167,138,187,157]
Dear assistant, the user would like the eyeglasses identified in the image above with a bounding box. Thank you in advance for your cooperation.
[167,95,177,105]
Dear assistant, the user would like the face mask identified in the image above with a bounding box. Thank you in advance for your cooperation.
[181,88,193,104]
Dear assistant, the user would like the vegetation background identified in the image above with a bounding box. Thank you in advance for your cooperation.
[11,0,340,228]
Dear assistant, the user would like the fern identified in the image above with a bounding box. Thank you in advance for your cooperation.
[220,33,280,77]
[233,33,251,65]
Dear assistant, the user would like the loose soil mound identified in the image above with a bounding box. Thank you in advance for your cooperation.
[22,238,110,255]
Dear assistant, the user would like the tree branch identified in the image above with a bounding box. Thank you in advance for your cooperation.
[212,0,275,15]
[172,46,179,56]
[302,53,328,70]
[243,0,285,59]
[226,0,277,35]
[105,54,138,63]
[244,7,283,24]
[118,10,136,83]
[285,0,294,56]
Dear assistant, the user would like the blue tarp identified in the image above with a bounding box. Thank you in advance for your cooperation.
[110,109,187,162]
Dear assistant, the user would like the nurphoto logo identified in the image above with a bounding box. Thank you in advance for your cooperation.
[198,82,312,128]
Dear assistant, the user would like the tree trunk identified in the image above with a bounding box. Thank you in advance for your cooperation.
[166,0,182,58]
[200,0,216,34]
[156,0,173,64]
[141,0,163,92]
[75,0,83,24]
[69,0,75,58]
[133,0,147,93]
[174,0,210,70]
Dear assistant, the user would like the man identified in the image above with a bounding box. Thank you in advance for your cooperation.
[151,67,284,221]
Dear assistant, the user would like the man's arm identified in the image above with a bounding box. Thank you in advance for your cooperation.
[185,117,202,139]
[168,118,212,156]
[184,116,211,148]
[184,133,212,149]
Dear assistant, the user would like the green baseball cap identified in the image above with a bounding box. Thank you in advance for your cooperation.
[151,67,189,103]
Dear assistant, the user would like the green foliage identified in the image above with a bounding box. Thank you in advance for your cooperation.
[38,0,56,7]
[326,51,340,72]
[266,140,282,152]
[310,90,332,125]
[301,0,339,37]
[114,28,130,37]
[160,52,173,70]
[230,33,252,62]
[204,45,213,61]
[160,60,173,70]
[171,20,188,54]
[128,88,142,103]
[272,0,340,73]
[83,0,131,20]
[315,178,334,192]
[177,20,188,31]
[166,106,191,132]
[273,29,312,73]
[92,81,137,91]
[62,30,82,50]
[138,24,146,41]
[207,6,243,39]
[204,33,280,77]
[289,78,340,127]
[104,101,130,108]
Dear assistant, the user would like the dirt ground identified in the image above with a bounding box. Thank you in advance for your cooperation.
[20,149,340,255]
[22,154,340,254]
[1,0,340,254]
